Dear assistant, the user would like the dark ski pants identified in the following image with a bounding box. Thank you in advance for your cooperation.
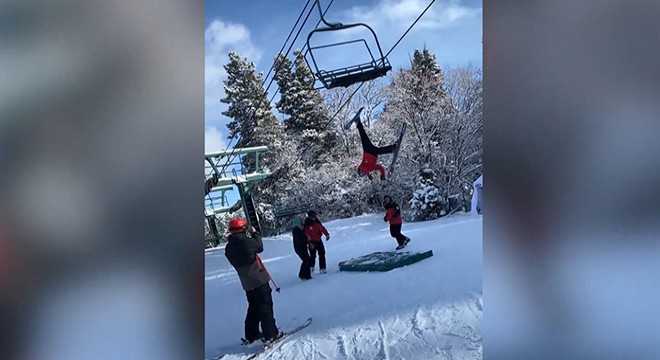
[244,282,279,341]
[308,240,326,270]
[295,246,313,279]
[389,224,409,246]
[356,120,396,156]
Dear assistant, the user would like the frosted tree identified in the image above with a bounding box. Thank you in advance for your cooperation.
[381,47,453,166]
[274,51,336,166]
[439,65,483,210]
[409,167,443,220]
[221,51,285,173]
[376,48,484,215]
[220,51,307,234]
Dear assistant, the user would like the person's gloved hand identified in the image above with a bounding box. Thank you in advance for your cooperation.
[383,216,388,222]
[325,235,330,242]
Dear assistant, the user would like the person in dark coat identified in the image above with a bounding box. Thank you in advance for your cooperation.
[225,218,281,343]
[291,217,312,280]
[304,210,330,273]
[383,195,411,250]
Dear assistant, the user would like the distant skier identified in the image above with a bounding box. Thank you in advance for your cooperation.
[345,107,398,180]
[304,211,330,274]
[225,218,282,344]
[471,174,483,215]
[383,195,411,250]
[291,217,313,280]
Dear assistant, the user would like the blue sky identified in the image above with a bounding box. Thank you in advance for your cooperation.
[205,0,482,209]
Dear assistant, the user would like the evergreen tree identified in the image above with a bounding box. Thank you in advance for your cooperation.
[274,51,337,166]
[273,53,295,115]
[221,51,284,172]
[381,47,452,166]
[412,47,442,77]
[409,167,443,221]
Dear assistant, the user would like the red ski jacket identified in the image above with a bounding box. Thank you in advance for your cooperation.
[304,219,329,242]
[358,153,385,178]
[384,203,403,225]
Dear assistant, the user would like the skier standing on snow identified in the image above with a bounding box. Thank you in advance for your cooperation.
[225,218,281,344]
[291,217,313,280]
[304,211,330,273]
[383,195,411,250]
[345,107,398,181]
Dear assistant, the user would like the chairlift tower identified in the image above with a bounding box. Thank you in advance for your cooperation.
[204,146,271,236]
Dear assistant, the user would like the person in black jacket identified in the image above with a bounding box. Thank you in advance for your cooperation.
[225,218,281,344]
[291,217,312,280]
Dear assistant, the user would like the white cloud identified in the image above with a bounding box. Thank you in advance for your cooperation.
[342,0,481,31]
[205,126,227,154]
[308,0,481,72]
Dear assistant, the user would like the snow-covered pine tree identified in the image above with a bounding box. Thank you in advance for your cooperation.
[273,53,295,114]
[221,51,285,173]
[216,53,300,235]
[381,47,453,166]
[222,52,259,148]
[220,51,305,235]
[274,51,336,166]
[409,166,443,221]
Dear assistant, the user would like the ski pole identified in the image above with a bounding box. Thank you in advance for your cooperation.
[256,255,281,292]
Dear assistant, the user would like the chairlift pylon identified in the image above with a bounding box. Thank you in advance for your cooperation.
[305,0,392,90]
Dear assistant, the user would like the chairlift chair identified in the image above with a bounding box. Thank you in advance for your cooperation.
[306,0,392,89]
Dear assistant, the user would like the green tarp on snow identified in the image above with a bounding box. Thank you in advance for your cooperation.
[338,250,434,272]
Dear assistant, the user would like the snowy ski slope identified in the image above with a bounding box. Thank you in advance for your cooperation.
[205,212,482,359]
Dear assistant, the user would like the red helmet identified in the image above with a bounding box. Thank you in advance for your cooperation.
[228,218,248,233]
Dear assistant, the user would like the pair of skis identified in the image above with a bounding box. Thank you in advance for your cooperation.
[386,122,407,179]
[239,317,313,360]
[211,317,312,360]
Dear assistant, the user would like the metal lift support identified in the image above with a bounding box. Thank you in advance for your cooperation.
[204,146,271,234]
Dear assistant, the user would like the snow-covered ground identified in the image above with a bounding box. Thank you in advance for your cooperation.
[205,212,482,360]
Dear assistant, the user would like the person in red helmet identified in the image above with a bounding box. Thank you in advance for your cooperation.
[303,211,330,274]
[345,107,397,181]
[225,218,281,344]
[383,195,411,250]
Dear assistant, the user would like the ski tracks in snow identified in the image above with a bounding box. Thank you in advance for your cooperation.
[253,293,482,360]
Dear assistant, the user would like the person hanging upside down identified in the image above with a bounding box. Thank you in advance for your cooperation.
[345,107,397,181]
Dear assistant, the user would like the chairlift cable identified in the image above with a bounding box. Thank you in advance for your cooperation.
[213,0,334,185]
[293,0,437,165]
[268,0,335,105]
[208,1,324,189]
[261,0,314,88]
[384,0,436,58]
[262,1,318,102]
